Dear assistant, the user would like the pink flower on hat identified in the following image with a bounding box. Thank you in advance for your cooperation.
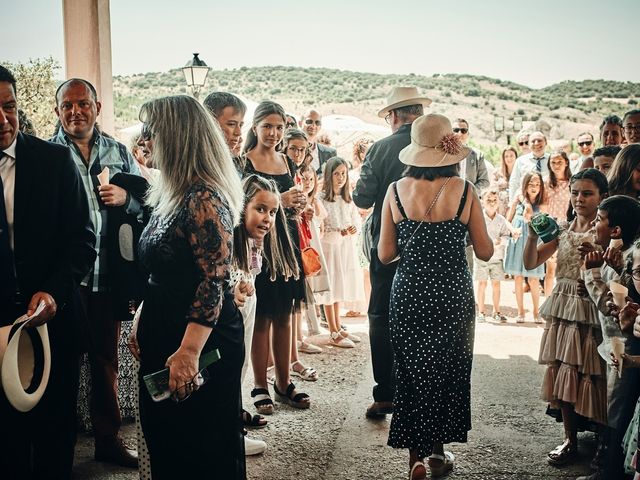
[438,133,462,155]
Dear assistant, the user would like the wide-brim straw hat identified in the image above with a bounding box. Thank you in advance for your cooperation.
[399,114,470,167]
[0,315,51,412]
[377,87,432,118]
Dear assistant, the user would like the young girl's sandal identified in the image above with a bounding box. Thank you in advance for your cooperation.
[251,387,274,415]
[273,382,310,409]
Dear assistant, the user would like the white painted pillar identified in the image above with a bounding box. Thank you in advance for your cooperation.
[62,0,115,135]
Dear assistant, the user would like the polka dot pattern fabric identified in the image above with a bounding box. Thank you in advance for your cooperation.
[387,183,475,458]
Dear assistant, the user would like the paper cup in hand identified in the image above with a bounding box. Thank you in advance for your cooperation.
[97,166,110,186]
[611,337,625,378]
[609,281,628,308]
[609,238,623,249]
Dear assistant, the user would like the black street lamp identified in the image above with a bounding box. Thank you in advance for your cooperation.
[182,53,210,100]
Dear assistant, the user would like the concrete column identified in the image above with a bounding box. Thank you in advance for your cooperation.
[62,0,115,135]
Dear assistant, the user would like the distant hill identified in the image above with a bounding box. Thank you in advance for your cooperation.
[114,66,639,153]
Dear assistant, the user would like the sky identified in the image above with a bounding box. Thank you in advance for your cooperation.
[5,0,639,89]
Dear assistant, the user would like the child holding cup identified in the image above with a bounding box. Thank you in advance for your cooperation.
[582,195,640,478]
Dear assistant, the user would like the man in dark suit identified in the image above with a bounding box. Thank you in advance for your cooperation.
[353,87,431,418]
[300,109,337,173]
[0,65,96,479]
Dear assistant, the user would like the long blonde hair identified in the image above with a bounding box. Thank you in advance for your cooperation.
[140,95,242,224]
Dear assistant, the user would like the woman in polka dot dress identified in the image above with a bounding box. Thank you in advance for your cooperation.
[378,114,493,480]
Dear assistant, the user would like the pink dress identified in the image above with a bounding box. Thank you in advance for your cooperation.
[545,179,570,222]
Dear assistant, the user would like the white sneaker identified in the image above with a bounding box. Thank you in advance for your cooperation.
[244,436,266,456]
[330,331,355,348]
[476,313,485,322]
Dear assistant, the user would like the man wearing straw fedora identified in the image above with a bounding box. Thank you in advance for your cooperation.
[353,87,431,418]
[0,65,96,479]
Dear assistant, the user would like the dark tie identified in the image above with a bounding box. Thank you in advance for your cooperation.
[0,169,17,297]
[533,156,544,172]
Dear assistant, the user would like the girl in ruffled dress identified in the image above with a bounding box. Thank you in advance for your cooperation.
[523,168,609,467]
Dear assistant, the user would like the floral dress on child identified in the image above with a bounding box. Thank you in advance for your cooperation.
[538,224,606,425]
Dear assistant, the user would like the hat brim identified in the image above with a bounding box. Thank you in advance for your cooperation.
[0,317,51,413]
[377,97,433,118]
[399,143,470,168]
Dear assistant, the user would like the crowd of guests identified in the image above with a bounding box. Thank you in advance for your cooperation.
[2,59,640,480]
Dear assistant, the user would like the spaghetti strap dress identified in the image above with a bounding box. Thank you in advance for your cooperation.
[244,156,305,316]
[387,180,475,457]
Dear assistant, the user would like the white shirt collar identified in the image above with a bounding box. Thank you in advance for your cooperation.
[2,137,18,160]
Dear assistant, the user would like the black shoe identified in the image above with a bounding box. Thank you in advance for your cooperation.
[366,401,394,418]
[95,437,139,468]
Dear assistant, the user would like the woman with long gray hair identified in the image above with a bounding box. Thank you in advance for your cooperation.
[134,95,245,479]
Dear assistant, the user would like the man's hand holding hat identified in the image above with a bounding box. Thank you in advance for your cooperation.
[26,292,57,326]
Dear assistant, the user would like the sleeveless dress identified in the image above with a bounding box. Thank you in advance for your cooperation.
[538,225,606,425]
[387,181,475,457]
[244,156,305,316]
[503,202,545,278]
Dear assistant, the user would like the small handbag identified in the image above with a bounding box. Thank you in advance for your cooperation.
[301,246,322,277]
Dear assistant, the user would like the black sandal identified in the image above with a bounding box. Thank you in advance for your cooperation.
[273,382,310,409]
[241,408,268,428]
[251,388,274,415]
[547,440,577,466]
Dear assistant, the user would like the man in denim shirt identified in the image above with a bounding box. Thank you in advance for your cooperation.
[51,78,140,468]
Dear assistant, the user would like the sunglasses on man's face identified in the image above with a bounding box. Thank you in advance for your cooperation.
[452,128,468,134]
[518,141,529,146]
[577,141,593,147]
[304,119,321,126]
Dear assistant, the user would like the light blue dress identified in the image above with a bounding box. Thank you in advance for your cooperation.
[503,203,545,278]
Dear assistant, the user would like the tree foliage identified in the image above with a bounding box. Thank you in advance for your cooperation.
[1,57,60,137]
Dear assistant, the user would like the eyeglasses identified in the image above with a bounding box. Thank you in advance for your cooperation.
[286,122,296,128]
[171,368,210,403]
[304,119,321,126]
[518,141,529,146]
[287,146,307,155]
[384,112,393,124]
[630,267,640,281]
[577,140,593,147]
[452,128,469,134]
[624,124,640,132]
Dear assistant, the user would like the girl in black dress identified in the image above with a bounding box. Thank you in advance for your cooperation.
[243,101,311,413]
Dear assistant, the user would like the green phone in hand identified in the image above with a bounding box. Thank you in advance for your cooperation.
[143,349,221,402]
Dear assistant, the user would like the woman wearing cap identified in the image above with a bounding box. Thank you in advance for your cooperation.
[378,114,493,479]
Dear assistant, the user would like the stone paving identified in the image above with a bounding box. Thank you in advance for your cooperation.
[74,282,597,479]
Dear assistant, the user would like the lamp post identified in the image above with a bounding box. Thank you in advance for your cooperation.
[182,53,210,100]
